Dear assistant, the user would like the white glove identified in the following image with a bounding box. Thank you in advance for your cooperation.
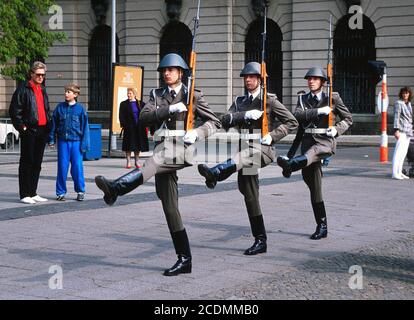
[260,133,272,145]
[317,106,331,115]
[183,129,198,144]
[326,127,337,137]
[244,109,263,120]
[169,102,187,113]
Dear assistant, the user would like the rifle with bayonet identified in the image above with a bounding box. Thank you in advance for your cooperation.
[327,15,333,127]
[186,0,201,131]
[260,1,269,137]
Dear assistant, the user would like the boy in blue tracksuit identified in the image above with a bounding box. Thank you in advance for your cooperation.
[49,83,90,201]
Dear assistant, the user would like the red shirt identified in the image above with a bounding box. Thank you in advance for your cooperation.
[29,80,47,126]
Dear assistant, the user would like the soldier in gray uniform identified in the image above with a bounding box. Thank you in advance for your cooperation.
[277,67,353,240]
[95,53,221,276]
[198,62,298,255]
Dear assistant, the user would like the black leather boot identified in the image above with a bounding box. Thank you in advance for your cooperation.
[277,155,308,178]
[244,215,267,255]
[163,254,192,276]
[310,201,328,240]
[164,229,192,276]
[198,159,237,189]
[95,169,143,206]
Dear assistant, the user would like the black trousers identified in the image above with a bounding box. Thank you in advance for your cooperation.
[18,126,48,199]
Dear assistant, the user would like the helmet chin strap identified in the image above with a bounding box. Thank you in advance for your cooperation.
[174,70,184,86]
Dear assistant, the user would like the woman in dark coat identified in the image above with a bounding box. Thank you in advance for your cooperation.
[119,88,149,168]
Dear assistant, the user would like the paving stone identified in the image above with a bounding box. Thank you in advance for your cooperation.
[0,146,413,299]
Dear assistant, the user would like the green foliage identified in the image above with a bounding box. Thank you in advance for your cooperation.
[0,0,67,80]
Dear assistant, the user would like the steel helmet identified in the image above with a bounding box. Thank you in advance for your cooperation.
[240,62,261,77]
[304,67,327,81]
[157,53,189,72]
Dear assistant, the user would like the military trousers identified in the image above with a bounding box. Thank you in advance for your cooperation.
[140,138,194,233]
[233,142,275,218]
[300,139,330,203]
[301,158,324,203]
[302,142,333,165]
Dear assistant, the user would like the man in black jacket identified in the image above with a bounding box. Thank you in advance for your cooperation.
[9,61,52,204]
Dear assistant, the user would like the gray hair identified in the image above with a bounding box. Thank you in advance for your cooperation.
[30,61,47,73]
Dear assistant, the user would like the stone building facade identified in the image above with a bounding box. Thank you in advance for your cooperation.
[1,0,414,134]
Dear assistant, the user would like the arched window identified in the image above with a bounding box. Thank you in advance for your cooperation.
[88,25,119,111]
[245,18,283,101]
[334,14,376,113]
[159,21,192,86]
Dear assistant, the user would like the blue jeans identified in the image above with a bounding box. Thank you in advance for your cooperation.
[56,140,85,196]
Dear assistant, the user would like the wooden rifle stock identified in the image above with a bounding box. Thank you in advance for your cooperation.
[261,61,269,136]
[186,51,197,131]
[327,15,334,128]
[185,0,201,132]
[327,63,333,127]
[261,2,269,137]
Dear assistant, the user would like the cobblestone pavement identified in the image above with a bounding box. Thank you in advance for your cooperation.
[205,235,414,300]
[0,145,413,300]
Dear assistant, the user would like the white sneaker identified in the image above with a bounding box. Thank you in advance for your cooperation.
[401,173,410,179]
[21,197,36,204]
[392,175,404,180]
[31,195,48,202]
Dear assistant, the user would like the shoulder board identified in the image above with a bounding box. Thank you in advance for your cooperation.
[234,96,244,109]
[235,96,244,103]
[156,88,169,98]
[192,88,202,97]
[304,92,312,99]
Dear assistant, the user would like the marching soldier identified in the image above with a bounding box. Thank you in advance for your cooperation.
[198,62,298,255]
[277,67,353,240]
[95,53,221,276]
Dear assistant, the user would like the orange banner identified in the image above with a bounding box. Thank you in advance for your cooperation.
[111,64,144,134]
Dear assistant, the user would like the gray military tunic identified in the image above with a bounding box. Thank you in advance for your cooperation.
[221,93,298,217]
[222,93,298,169]
[294,91,353,161]
[139,85,221,232]
[293,91,353,203]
